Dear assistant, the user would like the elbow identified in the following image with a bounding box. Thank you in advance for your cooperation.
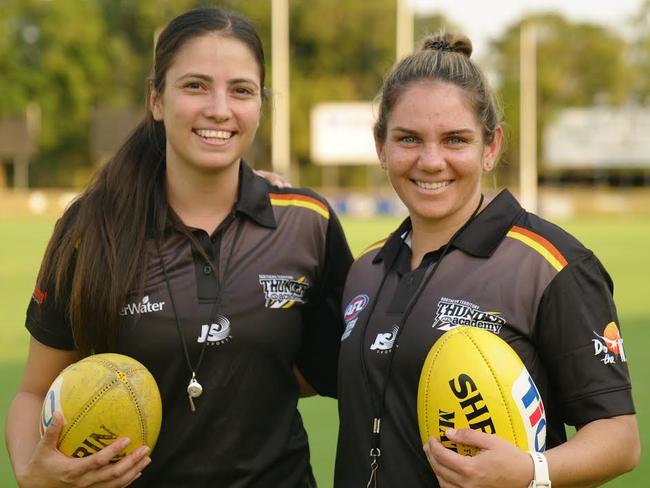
[622,433,641,473]
[617,425,641,474]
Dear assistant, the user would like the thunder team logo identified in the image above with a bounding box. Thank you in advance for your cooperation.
[432,297,506,334]
[342,294,369,341]
[592,322,627,365]
[259,275,309,309]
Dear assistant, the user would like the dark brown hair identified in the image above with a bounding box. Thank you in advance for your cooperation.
[37,7,266,355]
[374,32,502,146]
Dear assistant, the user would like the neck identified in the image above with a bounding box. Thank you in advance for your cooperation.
[409,194,484,269]
[166,160,240,235]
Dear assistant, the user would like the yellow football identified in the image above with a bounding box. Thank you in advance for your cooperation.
[40,353,162,460]
[417,326,546,455]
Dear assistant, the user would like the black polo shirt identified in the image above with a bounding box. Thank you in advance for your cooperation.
[26,162,353,488]
[334,189,635,488]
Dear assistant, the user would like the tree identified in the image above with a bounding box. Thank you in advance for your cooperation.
[0,0,454,187]
[630,0,650,102]
[486,13,634,183]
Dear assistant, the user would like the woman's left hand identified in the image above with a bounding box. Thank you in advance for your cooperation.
[423,428,533,488]
[253,169,292,188]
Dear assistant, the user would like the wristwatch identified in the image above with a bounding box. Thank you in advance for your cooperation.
[528,451,551,488]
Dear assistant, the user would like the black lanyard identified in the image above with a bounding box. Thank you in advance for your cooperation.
[359,195,484,487]
[156,216,244,412]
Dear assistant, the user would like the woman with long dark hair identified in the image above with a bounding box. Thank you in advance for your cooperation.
[7,7,352,487]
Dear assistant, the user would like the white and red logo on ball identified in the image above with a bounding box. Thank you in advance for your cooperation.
[512,368,546,452]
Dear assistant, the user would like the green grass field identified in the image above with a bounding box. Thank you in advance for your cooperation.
[1,213,648,487]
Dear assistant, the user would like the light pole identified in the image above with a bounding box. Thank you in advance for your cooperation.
[519,20,538,213]
[272,0,291,179]
[396,0,414,60]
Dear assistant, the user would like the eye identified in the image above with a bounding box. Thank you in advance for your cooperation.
[233,85,257,97]
[447,136,466,145]
[399,135,417,144]
[183,81,205,91]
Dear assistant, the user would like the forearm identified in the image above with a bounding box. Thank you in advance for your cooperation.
[293,366,317,397]
[5,392,44,482]
[545,415,640,487]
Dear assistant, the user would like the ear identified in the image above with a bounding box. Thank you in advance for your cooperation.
[482,126,503,172]
[375,136,387,170]
[149,84,164,122]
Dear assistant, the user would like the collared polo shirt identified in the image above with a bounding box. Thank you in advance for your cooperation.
[27,162,353,488]
[334,189,634,488]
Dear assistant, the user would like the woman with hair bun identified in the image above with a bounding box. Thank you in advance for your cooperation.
[6,6,352,487]
[334,33,639,487]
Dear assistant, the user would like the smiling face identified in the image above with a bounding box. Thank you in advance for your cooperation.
[376,80,502,232]
[150,33,262,177]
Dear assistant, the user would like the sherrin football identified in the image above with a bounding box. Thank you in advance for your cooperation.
[40,353,162,460]
[417,326,546,455]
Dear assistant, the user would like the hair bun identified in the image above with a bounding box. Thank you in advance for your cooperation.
[422,33,472,58]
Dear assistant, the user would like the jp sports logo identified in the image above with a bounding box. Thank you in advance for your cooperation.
[432,297,506,334]
[259,275,309,309]
[512,368,546,452]
[197,315,232,346]
[370,325,399,353]
[341,294,369,341]
[592,322,627,365]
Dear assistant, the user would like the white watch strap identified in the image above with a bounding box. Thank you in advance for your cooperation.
[528,451,551,488]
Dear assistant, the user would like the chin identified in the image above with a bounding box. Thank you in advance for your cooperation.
[196,156,240,171]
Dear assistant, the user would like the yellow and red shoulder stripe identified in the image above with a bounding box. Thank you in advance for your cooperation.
[357,238,388,259]
[269,193,330,219]
[506,225,568,272]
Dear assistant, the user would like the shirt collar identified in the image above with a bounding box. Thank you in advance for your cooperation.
[373,189,524,265]
[157,160,277,236]
[373,217,412,265]
[234,161,277,228]
[454,189,524,257]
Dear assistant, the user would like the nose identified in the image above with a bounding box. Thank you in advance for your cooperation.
[203,89,232,121]
[417,143,445,172]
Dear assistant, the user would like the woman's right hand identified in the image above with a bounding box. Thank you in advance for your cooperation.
[17,411,151,488]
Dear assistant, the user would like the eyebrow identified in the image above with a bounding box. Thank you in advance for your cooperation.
[391,127,475,136]
[175,73,260,87]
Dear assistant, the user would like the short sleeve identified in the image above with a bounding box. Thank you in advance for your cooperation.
[25,271,76,351]
[535,254,635,426]
[296,207,353,398]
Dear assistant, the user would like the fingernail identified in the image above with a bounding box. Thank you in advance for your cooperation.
[446,428,456,436]
[117,438,132,450]
[137,446,151,457]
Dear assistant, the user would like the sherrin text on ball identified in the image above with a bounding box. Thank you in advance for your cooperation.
[417,326,546,455]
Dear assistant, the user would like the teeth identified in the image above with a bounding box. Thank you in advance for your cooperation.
[195,129,232,139]
[415,180,450,190]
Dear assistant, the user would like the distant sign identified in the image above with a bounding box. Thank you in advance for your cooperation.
[0,104,40,158]
[91,108,144,161]
[310,102,377,165]
[545,107,650,168]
